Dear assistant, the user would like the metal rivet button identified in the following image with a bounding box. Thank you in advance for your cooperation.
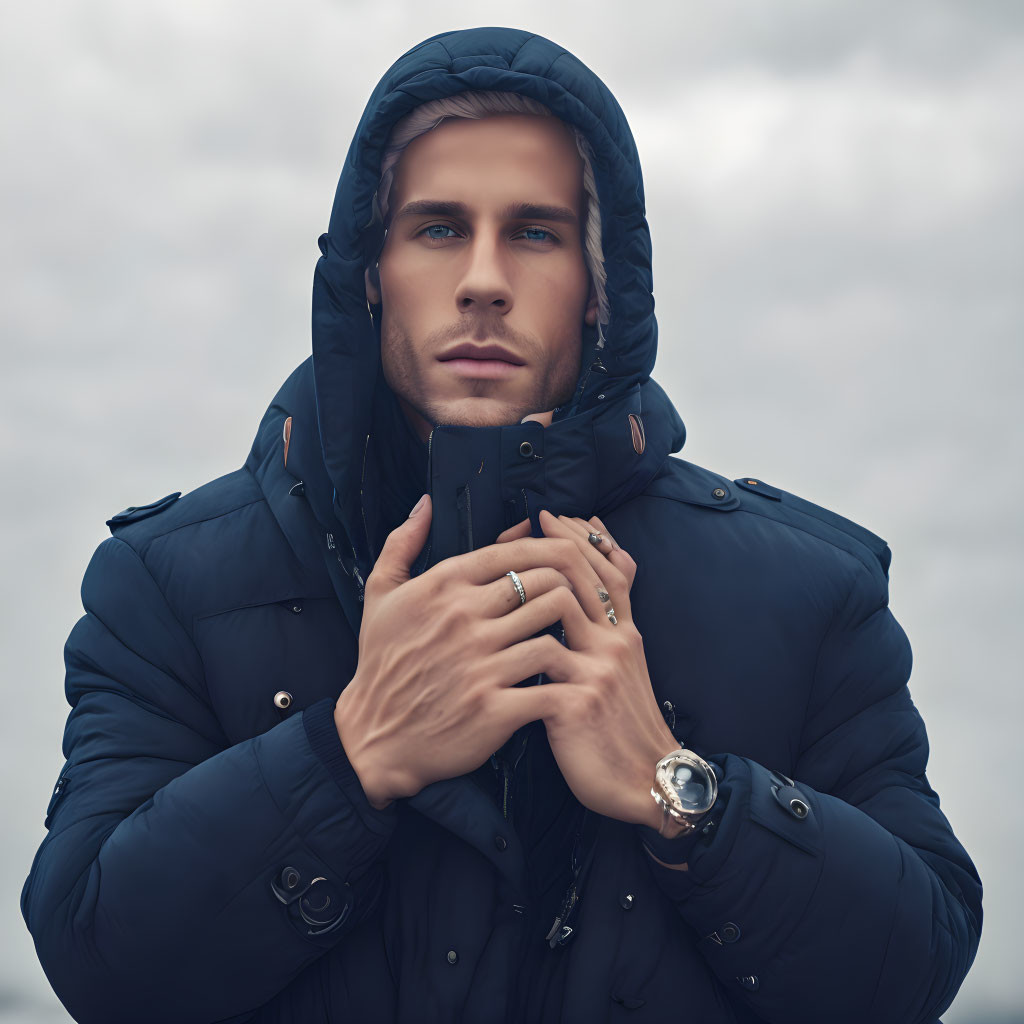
[721,922,741,943]
[739,975,759,991]
[745,479,758,485]
[790,798,809,819]
[712,488,727,499]
[446,950,458,965]
[291,604,302,614]
[620,892,635,910]
[494,835,507,851]
[273,690,293,709]
[519,441,533,457]
[597,393,606,400]
[282,866,301,890]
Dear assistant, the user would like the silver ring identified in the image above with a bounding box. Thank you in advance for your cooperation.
[506,570,527,606]
[588,532,604,547]
[606,607,618,626]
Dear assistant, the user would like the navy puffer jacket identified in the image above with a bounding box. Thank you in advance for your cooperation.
[22,26,980,1024]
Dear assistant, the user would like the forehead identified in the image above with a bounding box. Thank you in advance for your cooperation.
[390,113,585,211]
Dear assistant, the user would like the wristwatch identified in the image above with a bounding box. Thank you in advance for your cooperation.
[651,748,718,838]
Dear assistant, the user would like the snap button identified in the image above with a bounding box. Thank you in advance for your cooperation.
[447,950,459,965]
[494,835,507,851]
[298,878,351,930]
[772,783,811,820]
[273,690,293,709]
[296,877,333,925]
[519,441,533,457]
[720,922,741,943]
[738,975,759,991]
[712,487,727,500]
[290,604,302,615]
[620,892,635,911]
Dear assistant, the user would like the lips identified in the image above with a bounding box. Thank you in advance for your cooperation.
[438,342,525,365]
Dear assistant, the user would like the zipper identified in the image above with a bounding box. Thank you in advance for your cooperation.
[545,810,591,949]
[491,729,531,822]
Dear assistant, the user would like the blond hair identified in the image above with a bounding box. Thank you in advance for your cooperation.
[372,90,609,339]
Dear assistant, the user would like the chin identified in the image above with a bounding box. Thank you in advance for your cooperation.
[429,398,537,430]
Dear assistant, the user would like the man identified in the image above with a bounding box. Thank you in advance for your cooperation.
[22,26,980,1024]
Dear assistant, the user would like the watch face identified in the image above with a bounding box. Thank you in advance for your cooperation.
[658,753,717,816]
[672,763,710,812]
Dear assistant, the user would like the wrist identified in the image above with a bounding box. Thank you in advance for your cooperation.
[334,693,394,809]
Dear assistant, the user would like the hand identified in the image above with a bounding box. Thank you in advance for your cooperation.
[334,495,612,808]
[496,511,679,831]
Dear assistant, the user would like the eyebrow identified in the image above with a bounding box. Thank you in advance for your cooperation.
[392,199,579,226]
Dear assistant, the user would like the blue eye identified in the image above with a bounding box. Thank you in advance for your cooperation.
[422,224,457,240]
[521,227,553,242]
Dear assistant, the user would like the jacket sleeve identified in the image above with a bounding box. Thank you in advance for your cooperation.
[21,536,397,1024]
[639,552,982,1024]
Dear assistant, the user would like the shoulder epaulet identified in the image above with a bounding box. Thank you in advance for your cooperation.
[733,477,891,576]
[642,457,740,510]
[106,492,181,533]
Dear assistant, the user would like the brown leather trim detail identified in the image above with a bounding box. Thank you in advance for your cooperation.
[628,413,645,455]
[283,416,292,468]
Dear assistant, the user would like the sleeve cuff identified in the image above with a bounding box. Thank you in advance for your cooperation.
[637,822,706,865]
[302,697,398,837]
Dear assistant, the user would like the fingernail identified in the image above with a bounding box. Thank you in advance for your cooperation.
[409,493,428,517]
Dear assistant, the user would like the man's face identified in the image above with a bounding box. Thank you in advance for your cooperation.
[365,113,598,442]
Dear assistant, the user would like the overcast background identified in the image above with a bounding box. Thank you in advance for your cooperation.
[2,1,1021,1021]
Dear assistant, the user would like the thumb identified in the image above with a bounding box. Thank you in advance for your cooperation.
[372,493,432,590]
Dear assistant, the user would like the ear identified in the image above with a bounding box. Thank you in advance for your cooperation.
[364,264,381,306]
[584,279,599,327]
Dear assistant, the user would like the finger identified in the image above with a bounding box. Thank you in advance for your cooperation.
[495,517,531,544]
[576,521,638,595]
[490,675,565,732]
[572,517,614,557]
[585,514,618,549]
[486,632,575,686]
[452,535,606,592]
[365,494,432,594]
[482,566,573,617]
[585,514,638,591]
[533,513,621,623]
[489,584,595,651]
[541,511,629,620]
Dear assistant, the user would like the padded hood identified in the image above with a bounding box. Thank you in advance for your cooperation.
[309,26,685,588]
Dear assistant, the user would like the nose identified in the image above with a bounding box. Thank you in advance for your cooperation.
[455,233,513,315]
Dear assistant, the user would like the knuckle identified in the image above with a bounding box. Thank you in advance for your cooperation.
[443,599,473,633]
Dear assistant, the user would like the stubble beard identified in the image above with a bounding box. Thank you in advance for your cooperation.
[380,318,581,432]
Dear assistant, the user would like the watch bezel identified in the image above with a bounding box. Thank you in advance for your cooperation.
[652,748,718,829]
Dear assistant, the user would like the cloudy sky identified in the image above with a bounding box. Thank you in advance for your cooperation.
[2,2,1021,1021]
